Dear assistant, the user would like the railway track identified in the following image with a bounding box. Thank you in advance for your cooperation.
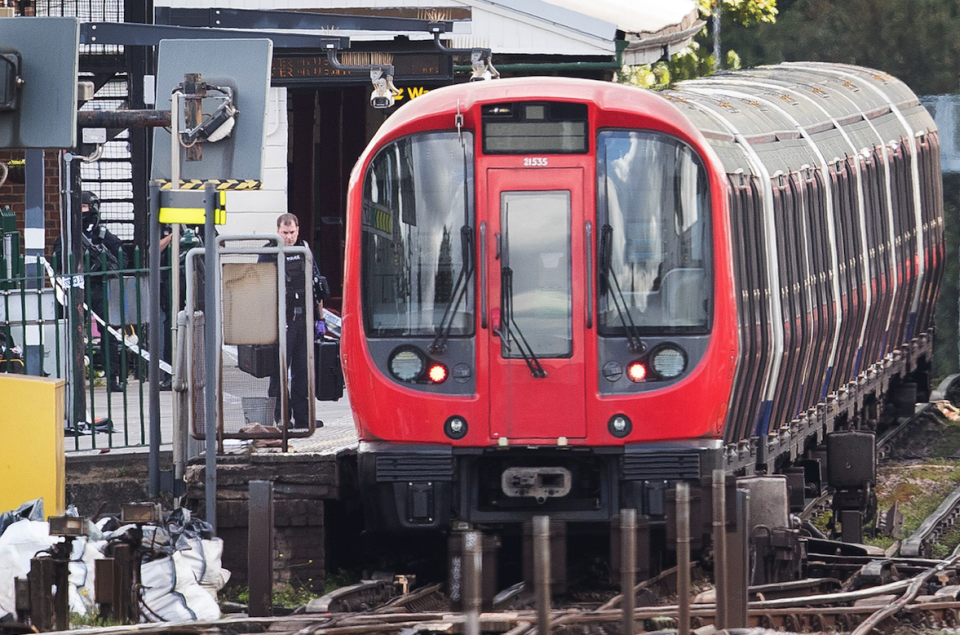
[10,398,960,635]
[28,566,960,635]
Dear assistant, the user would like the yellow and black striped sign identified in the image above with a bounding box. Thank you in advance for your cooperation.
[156,179,262,191]
[159,189,227,225]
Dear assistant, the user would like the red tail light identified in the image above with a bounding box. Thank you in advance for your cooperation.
[428,364,448,383]
[627,362,647,382]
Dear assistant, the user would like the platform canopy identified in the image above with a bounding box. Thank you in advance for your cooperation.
[152,0,703,66]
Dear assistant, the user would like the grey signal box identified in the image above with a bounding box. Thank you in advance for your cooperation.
[0,17,80,149]
[151,38,272,186]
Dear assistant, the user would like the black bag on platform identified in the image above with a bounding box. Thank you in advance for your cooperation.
[315,340,344,401]
[238,344,278,378]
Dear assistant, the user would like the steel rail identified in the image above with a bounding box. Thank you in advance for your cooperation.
[852,549,960,635]
[37,592,960,635]
[901,480,960,557]
[877,402,937,455]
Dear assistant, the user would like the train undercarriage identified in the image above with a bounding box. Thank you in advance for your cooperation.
[358,332,936,591]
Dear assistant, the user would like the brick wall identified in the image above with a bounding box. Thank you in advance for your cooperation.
[217,498,326,592]
[185,454,340,592]
[0,149,63,257]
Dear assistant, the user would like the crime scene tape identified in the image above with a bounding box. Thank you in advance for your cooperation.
[42,257,174,376]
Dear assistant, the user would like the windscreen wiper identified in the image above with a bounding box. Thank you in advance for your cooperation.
[599,224,644,353]
[495,266,546,378]
[430,225,475,353]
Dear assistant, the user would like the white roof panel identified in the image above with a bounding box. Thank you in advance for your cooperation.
[537,0,698,36]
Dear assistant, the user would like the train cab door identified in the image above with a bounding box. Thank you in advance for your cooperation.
[486,168,587,440]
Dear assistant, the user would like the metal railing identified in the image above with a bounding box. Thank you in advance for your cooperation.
[0,250,173,452]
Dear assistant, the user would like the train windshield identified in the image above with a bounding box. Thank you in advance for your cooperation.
[597,130,712,334]
[361,132,475,337]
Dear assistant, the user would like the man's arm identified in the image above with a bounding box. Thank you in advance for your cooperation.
[101,229,124,259]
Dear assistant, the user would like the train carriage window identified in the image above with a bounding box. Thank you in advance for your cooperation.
[596,130,712,334]
[361,132,475,337]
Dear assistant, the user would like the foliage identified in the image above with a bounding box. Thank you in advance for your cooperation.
[812,508,832,534]
[324,568,360,594]
[934,174,960,380]
[70,612,125,628]
[619,0,774,90]
[273,583,320,608]
[697,0,778,26]
[220,582,324,609]
[875,462,960,543]
[722,0,960,95]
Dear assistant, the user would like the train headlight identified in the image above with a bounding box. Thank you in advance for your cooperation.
[608,414,632,438]
[627,362,647,382]
[651,345,686,379]
[445,415,468,439]
[389,348,425,382]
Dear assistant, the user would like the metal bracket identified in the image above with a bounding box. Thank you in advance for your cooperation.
[433,33,499,81]
[160,468,186,496]
[157,7,455,35]
[80,21,348,50]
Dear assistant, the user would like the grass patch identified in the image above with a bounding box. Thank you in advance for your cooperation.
[273,583,320,608]
[929,417,960,459]
[220,584,317,609]
[931,526,960,559]
[220,578,354,610]
[812,509,832,534]
[874,458,960,554]
[886,472,960,534]
[865,533,896,550]
[324,569,360,594]
[71,612,126,627]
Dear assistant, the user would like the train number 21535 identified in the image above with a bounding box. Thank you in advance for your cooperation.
[523,157,548,167]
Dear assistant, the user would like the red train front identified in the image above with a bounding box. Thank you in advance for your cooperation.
[339,64,943,539]
[340,77,738,530]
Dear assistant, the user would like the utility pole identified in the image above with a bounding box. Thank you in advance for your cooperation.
[713,1,722,69]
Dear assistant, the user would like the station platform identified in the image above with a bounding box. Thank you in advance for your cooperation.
[64,378,359,457]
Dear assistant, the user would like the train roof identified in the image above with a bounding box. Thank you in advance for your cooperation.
[666,63,935,177]
[359,63,935,180]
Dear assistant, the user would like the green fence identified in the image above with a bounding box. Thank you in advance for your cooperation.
[0,249,173,452]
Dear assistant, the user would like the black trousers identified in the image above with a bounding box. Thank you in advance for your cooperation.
[101,329,123,383]
[268,314,310,427]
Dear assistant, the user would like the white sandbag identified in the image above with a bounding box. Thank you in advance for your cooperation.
[68,538,104,617]
[140,552,220,622]
[178,536,231,592]
[0,543,20,619]
[0,520,59,617]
